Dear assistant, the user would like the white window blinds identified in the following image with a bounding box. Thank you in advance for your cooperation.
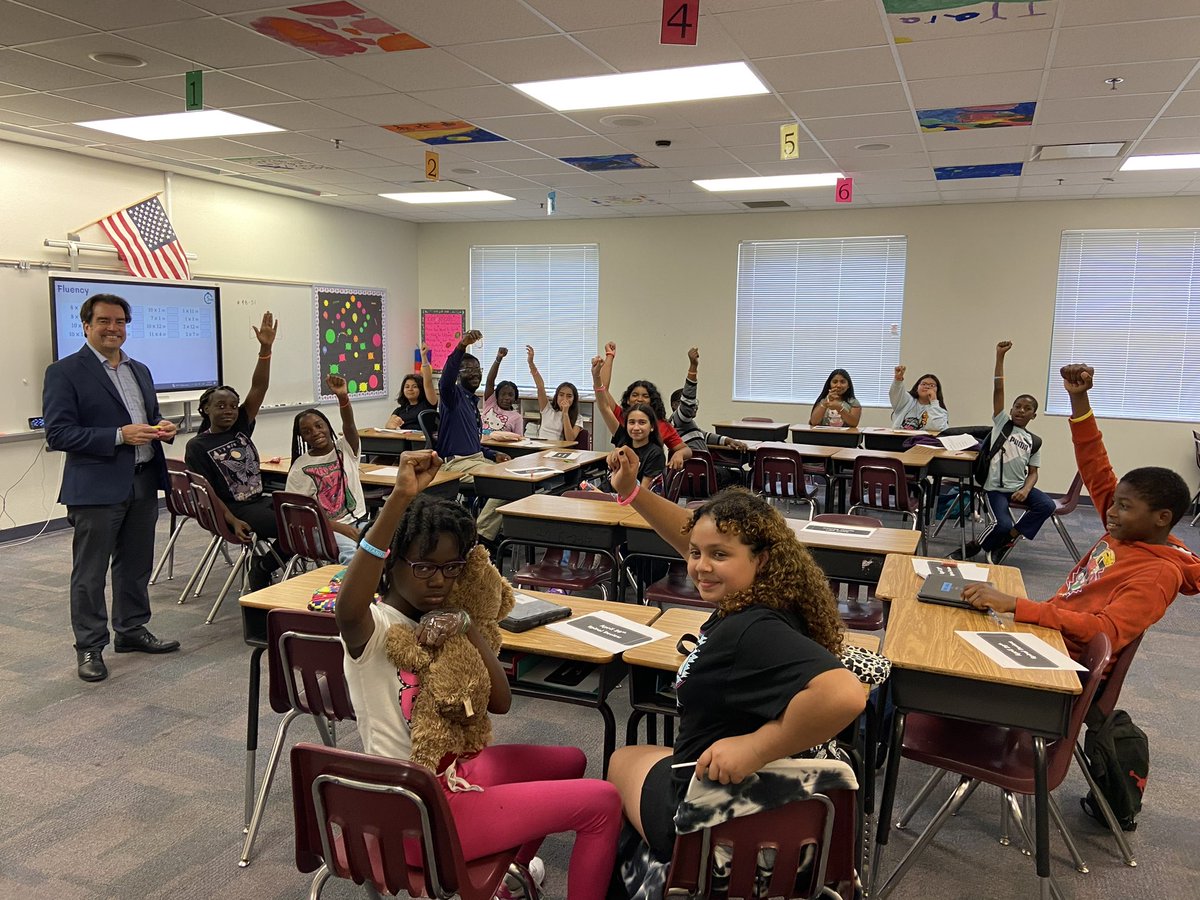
[733,237,907,405]
[1048,229,1200,420]
[469,244,599,394]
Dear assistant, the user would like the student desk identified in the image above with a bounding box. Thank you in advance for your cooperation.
[789,423,862,448]
[495,493,632,597]
[859,427,937,452]
[258,459,464,499]
[712,420,791,442]
[872,554,1081,899]
[358,427,427,459]
[482,435,576,457]
[471,449,609,501]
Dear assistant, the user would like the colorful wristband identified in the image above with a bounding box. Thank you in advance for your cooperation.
[617,483,641,506]
[258,353,272,360]
[1069,409,1094,423]
[358,538,390,559]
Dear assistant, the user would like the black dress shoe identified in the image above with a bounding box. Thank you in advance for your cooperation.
[77,650,108,682]
[114,630,180,654]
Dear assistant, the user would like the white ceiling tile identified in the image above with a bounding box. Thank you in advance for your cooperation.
[675,94,792,128]
[0,109,54,127]
[1165,90,1200,118]
[522,0,660,31]
[1018,185,1099,197]
[19,33,196,82]
[26,0,205,31]
[937,188,1019,200]
[929,147,1027,167]
[472,113,592,141]
[1061,1,1200,28]
[137,136,272,158]
[521,135,628,157]
[571,20,746,71]
[908,71,1043,109]
[496,157,583,176]
[0,1,93,45]
[431,140,542,161]
[899,30,1052,80]
[186,1,286,12]
[1036,93,1172,124]
[52,82,181,116]
[356,141,432,164]
[1031,120,1152,144]
[1142,116,1200,140]
[359,0,555,45]
[311,94,450,126]
[1128,136,1200,155]
[337,48,494,92]
[134,71,294,107]
[117,18,309,68]
[780,83,909,120]
[637,147,741,169]
[820,134,927,156]
[1023,158,1124,175]
[0,81,29,97]
[611,128,714,152]
[233,101,366,130]
[227,61,391,100]
[0,48,114,90]
[1054,19,1200,67]
[298,124,411,150]
[753,47,901,93]
[284,147,391,168]
[727,141,828,164]
[0,91,122,122]
[717,0,888,59]
[836,152,932,172]
[567,106,691,135]
[748,158,851,176]
[851,177,938,194]
[407,85,546,119]
[922,127,1032,151]
[1043,60,1197,100]
[805,111,918,141]
[447,36,612,83]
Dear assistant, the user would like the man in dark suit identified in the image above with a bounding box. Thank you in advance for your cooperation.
[43,293,181,682]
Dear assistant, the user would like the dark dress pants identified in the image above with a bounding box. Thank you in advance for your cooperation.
[67,466,159,652]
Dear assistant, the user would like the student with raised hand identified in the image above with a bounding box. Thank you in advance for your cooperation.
[335,450,622,899]
[809,368,862,428]
[593,359,667,494]
[889,364,949,431]
[596,340,691,469]
[527,344,582,443]
[481,345,524,437]
[184,311,282,589]
[964,364,1200,662]
[603,446,866,864]
[670,347,748,454]
[286,373,367,564]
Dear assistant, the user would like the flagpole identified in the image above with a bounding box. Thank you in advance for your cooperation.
[70,191,164,236]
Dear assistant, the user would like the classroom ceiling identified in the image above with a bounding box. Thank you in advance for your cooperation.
[3,0,1200,223]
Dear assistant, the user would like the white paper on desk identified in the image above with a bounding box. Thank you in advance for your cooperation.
[800,522,877,537]
[548,611,667,655]
[956,631,1087,671]
[937,434,978,452]
[546,450,581,460]
[376,428,417,435]
[911,559,990,581]
[369,465,400,477]
[507,466,561,477]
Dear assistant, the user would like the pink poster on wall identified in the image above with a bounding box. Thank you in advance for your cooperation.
[420,309,465,372]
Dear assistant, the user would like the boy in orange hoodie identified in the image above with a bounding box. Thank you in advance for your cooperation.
[964,364,1200,661]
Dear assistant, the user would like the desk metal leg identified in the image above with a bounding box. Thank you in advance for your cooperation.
[1033,736,1054,899]
[244,646,265,831]
[599,700,616,778]
[869,709,905,896]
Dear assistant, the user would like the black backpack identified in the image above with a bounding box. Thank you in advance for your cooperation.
[1082,708,1149,832]
[971,421,1042,488]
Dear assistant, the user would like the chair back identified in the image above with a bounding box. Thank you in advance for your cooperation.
[850,457,912,513]
[291,743,517,900]
[813,513,884,528]
[1092,633,1144,722]
[418,408,440,448]
[272,492,341,567]
[752,448,811,501]
[665,790,855,899]
[573,427,591,450]
[1193,430,1200,469]
[561,489,618,502]
[1047,632,1112,787]
[186,470,251,545]
[164,459,199,519]
[266,608,356,719]
[672,452,718,503]
[1056,472,1084,514]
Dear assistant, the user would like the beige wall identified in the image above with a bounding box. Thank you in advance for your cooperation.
[418,196,1200,498]
[1,139,418,530]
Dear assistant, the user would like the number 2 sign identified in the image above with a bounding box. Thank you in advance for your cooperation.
[661,0,699,46]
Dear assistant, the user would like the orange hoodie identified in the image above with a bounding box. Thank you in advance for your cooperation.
[1014,415,1200,660]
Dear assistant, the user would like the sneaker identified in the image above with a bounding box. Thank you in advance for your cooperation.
[527,856,545,887]
[987,537,1019,565]
[494,857,544,900]
[949,541,981,561]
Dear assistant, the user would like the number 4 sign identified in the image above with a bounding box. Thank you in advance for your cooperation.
[661,0,699,46]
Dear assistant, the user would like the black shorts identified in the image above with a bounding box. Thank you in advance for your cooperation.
[640,755,686,862]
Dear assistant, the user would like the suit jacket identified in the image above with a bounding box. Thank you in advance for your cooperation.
[43,345,168,506]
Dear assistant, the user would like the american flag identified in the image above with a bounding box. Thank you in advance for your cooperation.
[99,196,192,280]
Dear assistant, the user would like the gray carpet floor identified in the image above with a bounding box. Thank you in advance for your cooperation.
[1,497,1198,900]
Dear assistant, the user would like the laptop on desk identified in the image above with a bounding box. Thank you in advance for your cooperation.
[917,572,990,611]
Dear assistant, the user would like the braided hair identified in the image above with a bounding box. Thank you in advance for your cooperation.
[494,379,520,409]
[378,495,477,598]
[197,385,239,432]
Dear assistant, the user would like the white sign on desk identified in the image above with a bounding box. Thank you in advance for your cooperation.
[956,631,1086,671]
[507,466,561,477]
[800,522,876,537]
[548,611,667,655]
[369,465,400,478]
[912,559,989,581]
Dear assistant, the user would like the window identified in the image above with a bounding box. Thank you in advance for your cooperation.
[1048,229,1200,420]
[469,244,599,396]
[733,237,907,404]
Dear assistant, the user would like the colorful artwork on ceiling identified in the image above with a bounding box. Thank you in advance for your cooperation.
[242,2,428,57]
[383,121,507,145]
[918,101,1036,131]
[314,286,387,400]
[560,154,658,173]
[884,1,1057,43]
[934,162,1024,180]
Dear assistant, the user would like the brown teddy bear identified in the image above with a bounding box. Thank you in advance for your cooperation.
[383,543,515,772]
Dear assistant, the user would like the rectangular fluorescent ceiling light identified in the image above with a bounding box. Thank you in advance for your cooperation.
[694,173,843,192]
[514,62,768,112]
[1036,142,1124,161]
[379,190,514,204]
[1120,153,1200,171]
[78,110,283,141]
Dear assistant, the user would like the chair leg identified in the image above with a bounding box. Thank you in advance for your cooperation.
[1004,792,1066,900]
[1073,744,1138,866]
[194,538,226,598]
[1052,517,1080,561]
[1000,789,1012,846]
[206,549,249,625]
[877,775,975,899]
[179,535,221,603]
[239,708,302,866]
[150,519,186,584]
[1048,793,1089,873]
[896,768,948,829]
[308,863,332,900]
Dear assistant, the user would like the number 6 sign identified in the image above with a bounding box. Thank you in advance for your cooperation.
[835,177,853,204]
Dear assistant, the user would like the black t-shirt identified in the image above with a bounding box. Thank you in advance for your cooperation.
[599,440,665,493]
[184,406,262,505]
[392,399,433,429]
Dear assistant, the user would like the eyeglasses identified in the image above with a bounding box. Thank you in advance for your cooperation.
[399,557,468,579]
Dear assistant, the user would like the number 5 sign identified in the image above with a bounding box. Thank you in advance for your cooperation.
[835,177,854,204]
[661,0,699,46]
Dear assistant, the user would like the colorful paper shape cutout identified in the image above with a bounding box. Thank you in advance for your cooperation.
[315,286,387,400]
[383,121,506,144]
[934,162,1023,180]
[919,102,1035,132]
[560,154,658,172]
[243,2,428,58]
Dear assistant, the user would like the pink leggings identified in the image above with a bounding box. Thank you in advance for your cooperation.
[447,744,621,900]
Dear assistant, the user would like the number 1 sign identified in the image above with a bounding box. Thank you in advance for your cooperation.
[661,0,699,46]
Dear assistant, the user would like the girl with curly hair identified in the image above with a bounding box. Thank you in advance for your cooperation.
[604,447,865,863]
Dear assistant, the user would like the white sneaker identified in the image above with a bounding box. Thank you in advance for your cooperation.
[527,856,545,887]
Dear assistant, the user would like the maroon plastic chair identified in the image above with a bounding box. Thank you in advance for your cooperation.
[644,561,712,610]
[272,491,342,580]
[240,609,356,867]
[847,457,920,531]
[882,634,1111,897]
[1010,472,1084,560]
[573,426,591,450]
[1189,430,1200,526]
[291,742,535,900]
[184,470,260,623]
[511,492,618,598]
[151,459,201,585]
[669,452,719,503]
[811,515,886,631]
[752,446,818,519]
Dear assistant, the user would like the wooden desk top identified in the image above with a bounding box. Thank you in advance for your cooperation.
[712,420,789,431]
[740,440,841,459]
[479,449,609,482]
[482,435,575,451]
[239,564,341,612]
[788,519,921,555]
[360,427,427,442]
[876,554,1081,695]
[789,423,861,435]
[832,446,937,466]
[497,493,630,526]
[258,459,463,489]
